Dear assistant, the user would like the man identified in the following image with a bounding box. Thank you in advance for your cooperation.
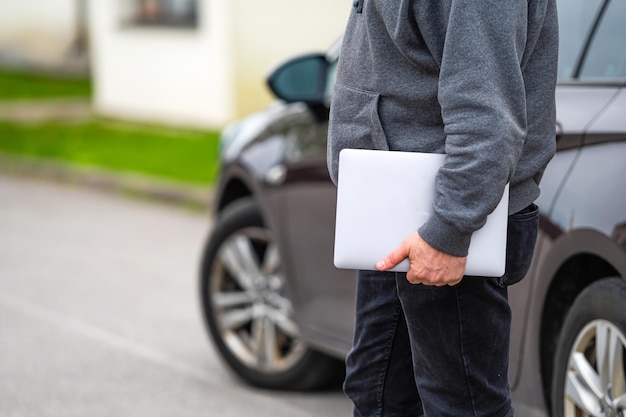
[327,0,558,416]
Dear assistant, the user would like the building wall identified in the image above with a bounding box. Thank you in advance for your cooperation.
[89,0,350,128]
[88,0,234,127]
[231,0,350,118]
[0,0,82,70]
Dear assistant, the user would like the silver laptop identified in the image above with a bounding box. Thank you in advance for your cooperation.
[333,149,509,277]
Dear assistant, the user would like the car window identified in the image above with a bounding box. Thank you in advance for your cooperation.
[579,0,626,81]
[556,0,604,80]
[324,57,338,100]
[324,39,342,100]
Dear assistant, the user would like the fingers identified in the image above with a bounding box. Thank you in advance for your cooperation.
[405,255,466,286]
[376,242,408,271]
[375,232,466,286]
[407,268,463,286]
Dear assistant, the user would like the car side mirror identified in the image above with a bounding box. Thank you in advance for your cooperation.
[267,54,329,105]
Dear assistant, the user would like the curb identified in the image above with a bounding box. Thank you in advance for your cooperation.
[0,98,92,122]
[0,152,215,212]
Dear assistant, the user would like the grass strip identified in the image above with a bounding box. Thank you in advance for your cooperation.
[0,70,92,99]
[0,120,220,185]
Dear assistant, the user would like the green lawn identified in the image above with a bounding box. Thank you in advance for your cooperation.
[0,120,220,185]
[0,70,92,99]
[0,70,221,185]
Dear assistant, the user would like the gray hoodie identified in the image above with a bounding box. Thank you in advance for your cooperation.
[327,0,558,257]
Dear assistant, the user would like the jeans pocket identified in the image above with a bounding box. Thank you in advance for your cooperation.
[498,204,539,287]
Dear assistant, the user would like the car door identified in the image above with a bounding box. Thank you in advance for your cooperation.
[277,54,357,357]
[547,0,626,236]
[508,0,625,390]
[277,115,356,357]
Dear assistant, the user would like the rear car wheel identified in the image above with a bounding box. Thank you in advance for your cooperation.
[200,198,343,390]
[551,278,626,417]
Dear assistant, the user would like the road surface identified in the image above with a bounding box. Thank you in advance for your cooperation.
[0,175,351,417]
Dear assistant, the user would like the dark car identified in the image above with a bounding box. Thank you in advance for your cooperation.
[199,1,626,416]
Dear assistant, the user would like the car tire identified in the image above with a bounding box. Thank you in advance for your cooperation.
[550,277,626,417]
[200,198,344,390]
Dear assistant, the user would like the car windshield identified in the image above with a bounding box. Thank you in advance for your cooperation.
[556,0,626,82]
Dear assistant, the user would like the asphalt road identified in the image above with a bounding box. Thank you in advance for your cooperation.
[0,175,351,417]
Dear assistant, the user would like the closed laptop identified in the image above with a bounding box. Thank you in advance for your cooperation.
[333,149,509,277]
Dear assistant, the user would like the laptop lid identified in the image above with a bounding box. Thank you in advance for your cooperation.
[333,149,509,277]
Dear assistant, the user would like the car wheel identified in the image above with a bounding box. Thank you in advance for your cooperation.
[200,198,343,390]
[551,278,626,417]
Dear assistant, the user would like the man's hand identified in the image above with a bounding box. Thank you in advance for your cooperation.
[376,232,467,286]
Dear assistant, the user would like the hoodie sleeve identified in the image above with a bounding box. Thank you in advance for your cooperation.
[417,0,531,257]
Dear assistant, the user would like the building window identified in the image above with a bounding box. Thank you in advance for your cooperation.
[121,0,199,29]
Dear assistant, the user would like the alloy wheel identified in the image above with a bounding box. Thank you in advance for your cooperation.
[563,319,626,417]
[209,226,307,374]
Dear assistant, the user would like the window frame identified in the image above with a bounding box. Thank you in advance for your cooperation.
[119,0,200,30]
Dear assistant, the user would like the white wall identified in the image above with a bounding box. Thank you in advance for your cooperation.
[88,0,234,127]
[88,0,351,128]
[0,0,79,67]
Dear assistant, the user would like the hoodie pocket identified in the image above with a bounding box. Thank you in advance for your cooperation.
[328,82,389,182]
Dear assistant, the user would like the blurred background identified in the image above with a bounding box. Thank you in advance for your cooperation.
[0,0,349,190]
[0,1,352,416]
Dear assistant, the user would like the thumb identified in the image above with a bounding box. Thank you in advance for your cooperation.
[376,242,409,271]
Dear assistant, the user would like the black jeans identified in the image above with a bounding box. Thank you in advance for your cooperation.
[343,205,539,417]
